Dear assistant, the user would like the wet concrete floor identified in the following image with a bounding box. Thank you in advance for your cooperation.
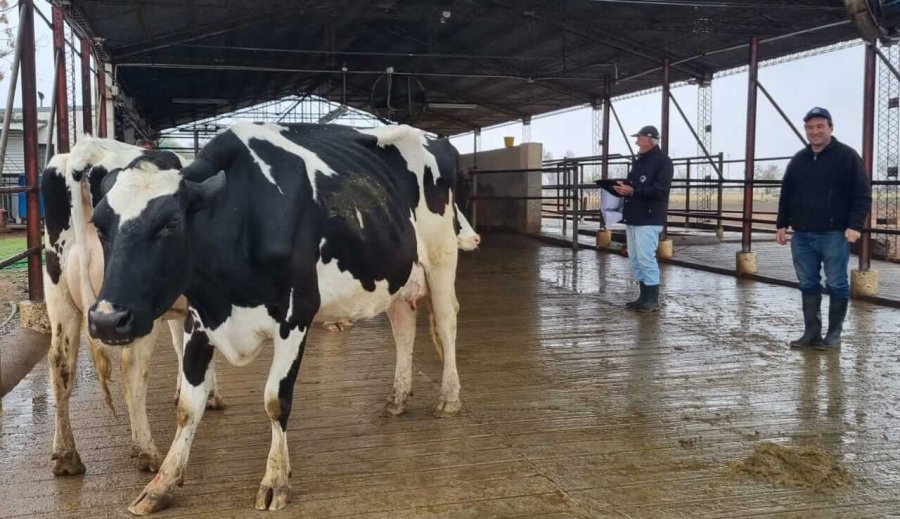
[1,233,900,518]
[544,218,900,306]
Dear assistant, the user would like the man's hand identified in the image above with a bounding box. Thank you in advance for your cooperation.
[613,181,634,196]
[845,228,861,244]
[776,227,788,245]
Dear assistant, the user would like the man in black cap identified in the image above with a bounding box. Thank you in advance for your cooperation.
[776,107,871,350]
[614,125,673,312]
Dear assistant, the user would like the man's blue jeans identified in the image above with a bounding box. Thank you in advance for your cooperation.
[625,225,662,286]
[790,231,850,299]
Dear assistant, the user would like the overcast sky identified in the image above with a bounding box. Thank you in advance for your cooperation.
[449,43,869,179]
[0,2,877,179]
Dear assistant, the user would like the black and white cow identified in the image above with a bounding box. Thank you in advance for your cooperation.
[41,138,223,477]
[87,122,473,514]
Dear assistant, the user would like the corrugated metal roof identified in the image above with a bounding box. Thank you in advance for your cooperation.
[63,0,862,135]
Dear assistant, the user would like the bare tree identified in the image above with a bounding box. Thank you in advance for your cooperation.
[0,1,12,83]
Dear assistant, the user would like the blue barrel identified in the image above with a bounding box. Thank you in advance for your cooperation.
[18,175,45,219]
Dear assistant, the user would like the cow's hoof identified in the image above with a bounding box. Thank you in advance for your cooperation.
[134,451,162,473]
[129,486,174,516]
[206,393,226,410]
[382,399,407,417]
[255,484,290,511]
[433,398,461,418]
[51,450,86,476]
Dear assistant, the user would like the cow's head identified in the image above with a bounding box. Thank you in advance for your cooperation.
[87,155,224,345]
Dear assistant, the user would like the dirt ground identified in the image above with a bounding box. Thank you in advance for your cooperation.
[0,232,30,334]
[729,441,852,493]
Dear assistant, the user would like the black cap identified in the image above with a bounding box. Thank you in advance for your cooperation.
[631,125,660,139]
[803,106,832,123]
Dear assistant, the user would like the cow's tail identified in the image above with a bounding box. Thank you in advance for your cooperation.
[427,298,444,362]
[83,320,116,415]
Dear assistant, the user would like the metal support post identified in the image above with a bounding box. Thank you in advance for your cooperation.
[52,5,69,152]
[81,37,92,136]
[717,152,725,235]
[741,37,759,253]
[861,42,876,271]
[601,80,611,180]
[572,163,579,250]
[661,59,670,154]
[685,159,691,228]
[21,0,43,300]
[97,60,107,137]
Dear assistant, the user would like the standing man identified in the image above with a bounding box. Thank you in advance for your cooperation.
[776,107,871,350]
[614,125,673,313]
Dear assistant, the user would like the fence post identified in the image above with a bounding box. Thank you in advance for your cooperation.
[572,163,579,251]
[685,159,691,228]
[716,152,725,239]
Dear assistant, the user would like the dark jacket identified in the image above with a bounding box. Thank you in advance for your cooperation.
[622,145,673,226]
[776,137,871,232]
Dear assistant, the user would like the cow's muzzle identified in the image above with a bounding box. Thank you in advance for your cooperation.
[88,303,135,346]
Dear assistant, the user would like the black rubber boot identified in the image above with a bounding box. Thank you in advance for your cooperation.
[635,284,660,313]
[817,297,848,350]
[789,294,822,348]
[625,282,645,309]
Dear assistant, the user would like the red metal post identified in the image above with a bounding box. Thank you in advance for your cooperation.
[741,37,759,253]
[661,59,671,238]
[20,0,42,301]
[81,37,93,136]
[52,5,69,153]
[661,58,670,154]
[860,42,876,271]
[601,79,611,180]
[97,62,107,138]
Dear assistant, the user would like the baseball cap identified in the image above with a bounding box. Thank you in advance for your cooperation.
[803,107,832,123]
[631,125,660,139]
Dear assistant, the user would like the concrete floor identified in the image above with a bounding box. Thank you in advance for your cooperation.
[2,233,900,518]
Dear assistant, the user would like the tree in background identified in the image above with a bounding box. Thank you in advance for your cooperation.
[754,164,783,201]
[0,1,12,83]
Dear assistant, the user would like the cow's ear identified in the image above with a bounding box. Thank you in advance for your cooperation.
[99,169,118,197]
[183,171,226,211]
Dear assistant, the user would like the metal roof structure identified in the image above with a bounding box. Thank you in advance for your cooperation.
[61,0,861,136]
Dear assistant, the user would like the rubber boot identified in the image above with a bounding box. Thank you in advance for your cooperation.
[626,282,645,309]
[816,297,848,350]
[635,284,660,313]
[789,294,822,348]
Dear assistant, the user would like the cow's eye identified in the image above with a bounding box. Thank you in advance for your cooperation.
[158,220,180,237]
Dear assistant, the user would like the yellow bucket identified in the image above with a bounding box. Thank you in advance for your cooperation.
[503,136,515,148]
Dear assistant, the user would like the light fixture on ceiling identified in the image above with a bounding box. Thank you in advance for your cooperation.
[172,97,229,105]
[428,102,479,110]
[318,105,349,124]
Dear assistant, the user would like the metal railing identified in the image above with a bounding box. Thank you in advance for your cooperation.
[468,152,900,263]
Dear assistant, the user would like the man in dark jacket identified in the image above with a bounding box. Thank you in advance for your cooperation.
[776,107,871,350]
[614,125,673,312]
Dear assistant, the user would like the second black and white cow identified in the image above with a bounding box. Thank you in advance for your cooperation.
[41,138,223,477]
[87,122,471,514]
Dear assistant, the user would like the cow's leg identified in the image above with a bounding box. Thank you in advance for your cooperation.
[47,277,86,476]
[205,354,224,410]
[256,328,309,511]
[120,324,162,472]
[169,320,183,406]
[129,322,214,515]
[384,298,416,417]
[427,257,462,418]
[168,319,224,409]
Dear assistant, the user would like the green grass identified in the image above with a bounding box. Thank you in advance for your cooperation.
[0,233,32,270]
